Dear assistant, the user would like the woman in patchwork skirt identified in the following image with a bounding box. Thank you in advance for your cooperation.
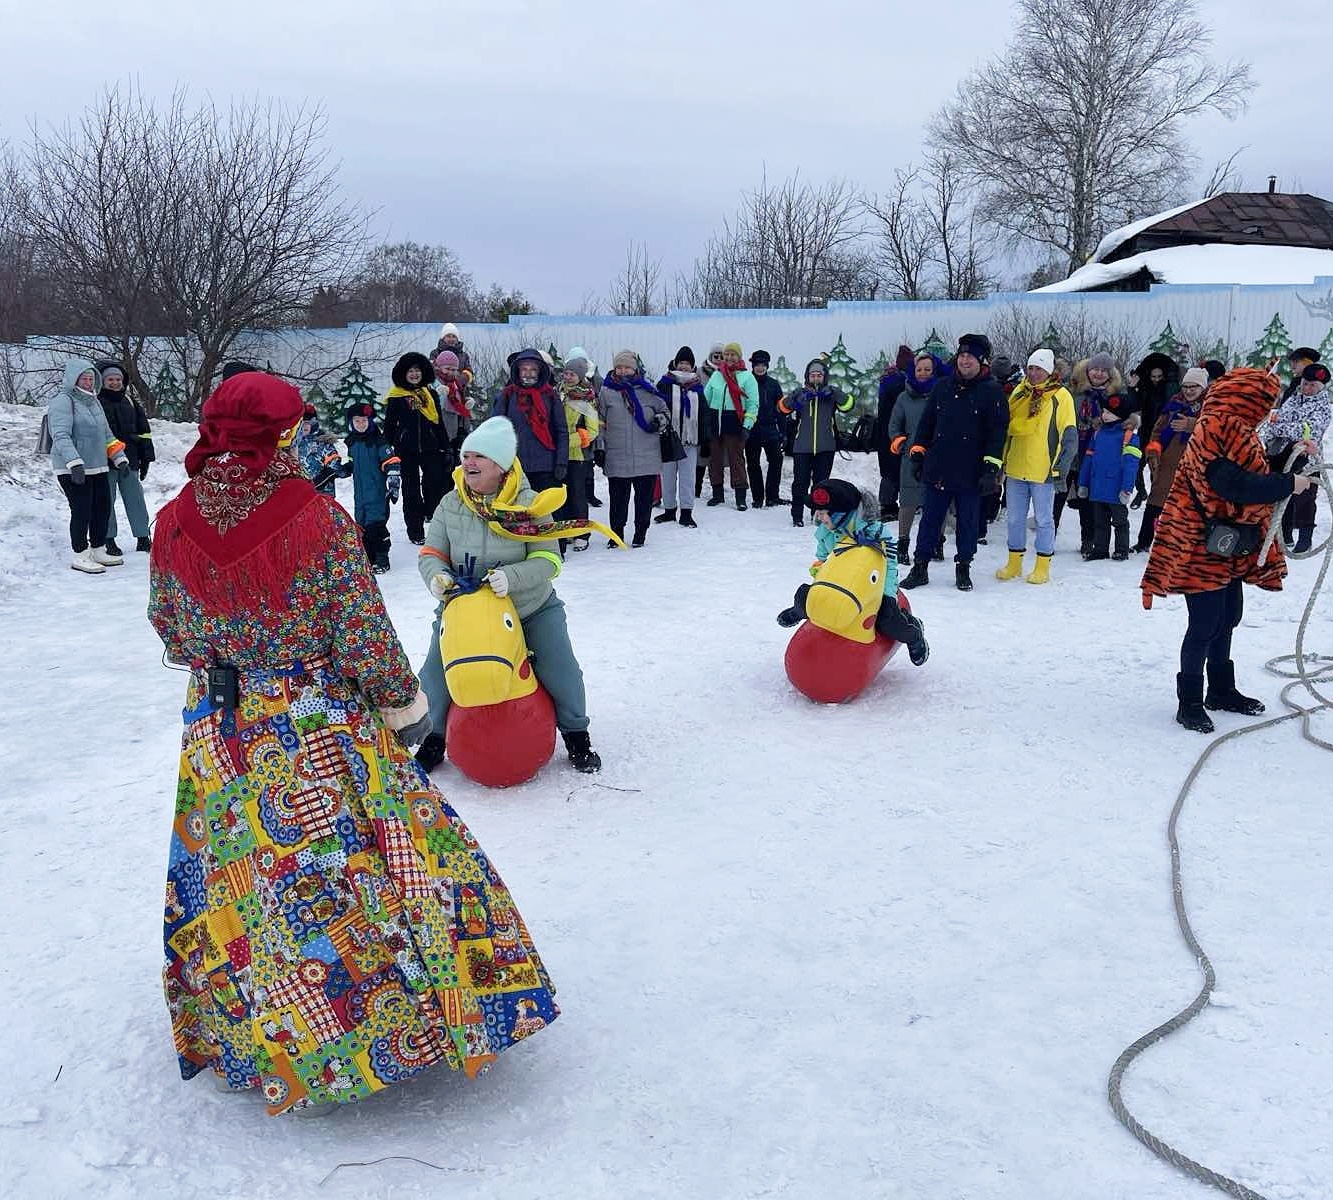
[148,371,558,1115]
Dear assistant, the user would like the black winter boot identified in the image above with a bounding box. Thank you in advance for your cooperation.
[932,538,945,562]
[735,488,748,511]
[901,561,930,589]
[563,730,602,773]
[679,510,698,528]
[1293,527,1314,554]
[892,611,930,665]
[1204,661,1265,715]
[136,535,153,552]
[706,487,725,507]
[777,584,809,627]
[906,618,927,666]
[955,561,973,591]
[896,535,910,565]
[654,507,677,524]
[104,538,123,557]
[414,732,447,772]
[1175,673,1215,733]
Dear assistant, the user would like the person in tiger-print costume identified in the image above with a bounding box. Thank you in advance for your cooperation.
[1141,367,1316,733]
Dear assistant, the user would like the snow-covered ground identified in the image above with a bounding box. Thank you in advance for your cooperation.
[1,400,1330,1200]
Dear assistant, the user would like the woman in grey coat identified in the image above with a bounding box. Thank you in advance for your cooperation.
[48,358,131,574]
[885,353,939,563]
[598,350,669,548]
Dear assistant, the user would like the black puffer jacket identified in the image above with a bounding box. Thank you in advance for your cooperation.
[382,351,451,459]
[94,361,155,471]
[911,370,1008,490]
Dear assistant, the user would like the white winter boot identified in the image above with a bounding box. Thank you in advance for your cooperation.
[90,544,124,567]
[71,548,106,574]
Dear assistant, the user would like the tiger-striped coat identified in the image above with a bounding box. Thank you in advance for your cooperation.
[1141,368,1290,606]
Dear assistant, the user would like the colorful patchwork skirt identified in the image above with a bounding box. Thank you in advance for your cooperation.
[162,659,558,1114]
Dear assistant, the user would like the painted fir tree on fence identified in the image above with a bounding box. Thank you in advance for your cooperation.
[824,336,863,418]
[770,355,800,398]
[921,329,951,360]
[304,382,337,431]
[153,363,189,421]
[857,351,890,412]
[1245,313,1294,378]
[1148,322,1189,366]
[332,359,381,423]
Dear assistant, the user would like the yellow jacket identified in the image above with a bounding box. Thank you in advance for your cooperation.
[561,388,601,462]
[1003,380,1077,483]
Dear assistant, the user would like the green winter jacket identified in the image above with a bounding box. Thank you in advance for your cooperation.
[703,368,759,434]
[417,472,562,620]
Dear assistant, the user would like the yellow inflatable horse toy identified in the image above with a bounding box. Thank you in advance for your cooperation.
[784,534,911,703]
[438,555,555,786]
[803,542,891,644]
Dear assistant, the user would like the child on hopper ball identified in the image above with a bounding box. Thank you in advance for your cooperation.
[776,478,930,665]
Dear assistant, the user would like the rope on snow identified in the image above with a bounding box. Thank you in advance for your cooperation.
[1108,459,1333,1200]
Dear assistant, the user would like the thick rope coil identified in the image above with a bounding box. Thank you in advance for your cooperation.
[1109,460,1333,1200]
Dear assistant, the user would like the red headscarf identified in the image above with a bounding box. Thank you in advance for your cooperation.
[183,372,305,478]
[155,373,338,614]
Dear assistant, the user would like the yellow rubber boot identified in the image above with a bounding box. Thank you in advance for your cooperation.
[995,550,1024,581]
[1026,553,1052,585]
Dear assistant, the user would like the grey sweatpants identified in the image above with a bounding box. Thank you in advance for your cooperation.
[419,592,590,736]
[106,469,151,539]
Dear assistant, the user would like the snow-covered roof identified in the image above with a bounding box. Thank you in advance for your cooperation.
[1033,243,1333,293]
[1089,197,1210,265]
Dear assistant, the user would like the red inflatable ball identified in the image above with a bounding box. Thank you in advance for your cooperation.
[783,591,910,704]
[445,685,557,787]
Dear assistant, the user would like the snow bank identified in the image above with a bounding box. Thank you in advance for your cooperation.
[1035,243,1333,293]
[1087,198,1212,266]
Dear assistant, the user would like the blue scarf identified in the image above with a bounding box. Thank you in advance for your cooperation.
[658,372,701,419]
[603,374,657,433]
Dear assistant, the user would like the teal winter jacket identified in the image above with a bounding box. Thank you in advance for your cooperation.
[48,360,124,478]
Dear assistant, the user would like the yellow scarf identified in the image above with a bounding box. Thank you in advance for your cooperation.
[452,465,626,546]
[387,385,440,424]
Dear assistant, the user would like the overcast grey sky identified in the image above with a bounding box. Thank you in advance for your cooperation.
[2,0,1326,311]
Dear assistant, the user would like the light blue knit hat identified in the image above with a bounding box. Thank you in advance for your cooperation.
[461,416,518,470]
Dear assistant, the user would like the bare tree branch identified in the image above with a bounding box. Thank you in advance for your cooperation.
[928,0,1253,271]
[603,242,663,315]
[676,172,877,309]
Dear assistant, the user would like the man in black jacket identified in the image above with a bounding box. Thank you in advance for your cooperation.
[901,334,1008,592]
[745,350,786,507]
[95,361,156,553]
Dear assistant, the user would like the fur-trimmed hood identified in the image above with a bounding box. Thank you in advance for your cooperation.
[1070,358,1126,397]
[391,352,437,390]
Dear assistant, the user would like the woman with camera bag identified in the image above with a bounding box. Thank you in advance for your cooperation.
[1141,366,1315,734]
